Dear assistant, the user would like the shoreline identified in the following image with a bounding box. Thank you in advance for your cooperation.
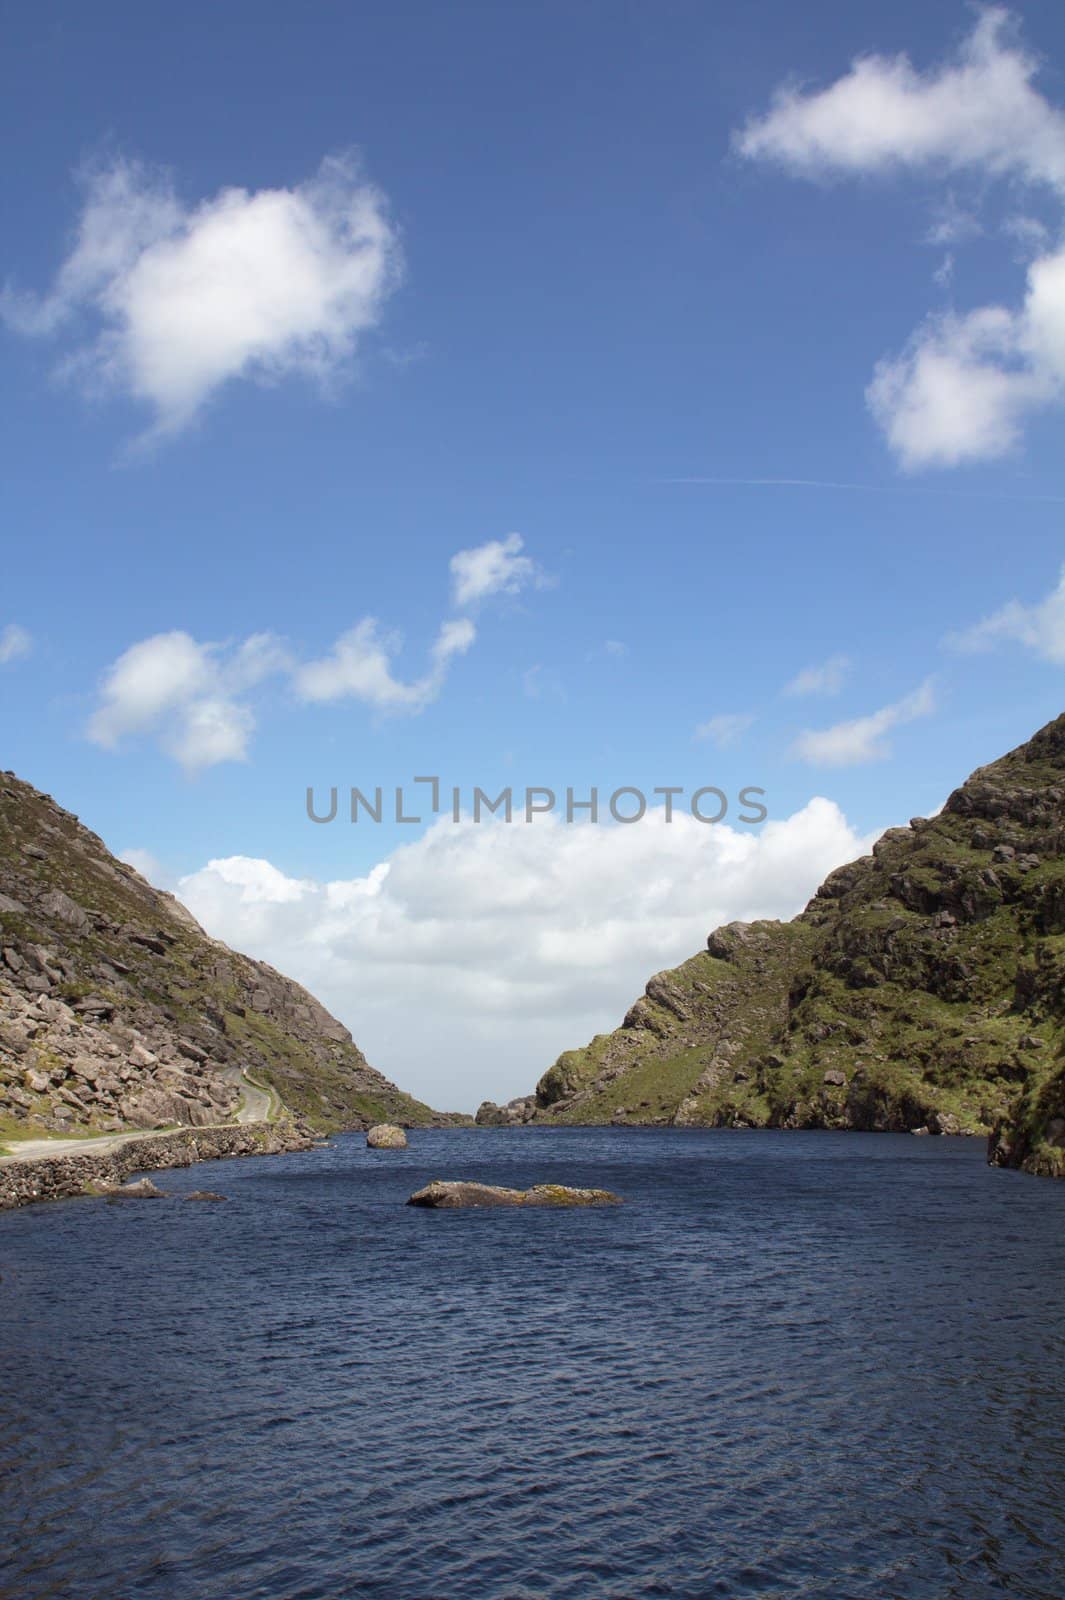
[0,1121,315,1211]
[0,1122,1003,1213]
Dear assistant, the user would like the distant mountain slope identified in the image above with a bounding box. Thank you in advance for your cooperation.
[483,715,1065,1178]
[0,772,444,1141]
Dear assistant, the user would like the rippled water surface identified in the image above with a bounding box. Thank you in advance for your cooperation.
[2,1128,1064,1599]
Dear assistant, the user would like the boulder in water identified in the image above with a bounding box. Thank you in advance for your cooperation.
[407,1180,621,1208]
[367,1124,408,1149]
[104,1178,165,1200]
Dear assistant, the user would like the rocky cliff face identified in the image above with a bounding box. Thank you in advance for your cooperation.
[489,714,1065,1178]
[0,772,442,1142]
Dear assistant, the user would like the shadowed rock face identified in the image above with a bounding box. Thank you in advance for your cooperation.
[0,772,444,1138]
[407,1180,623,1208]
[513,713,1065,1179]
[366,1123,408,1148]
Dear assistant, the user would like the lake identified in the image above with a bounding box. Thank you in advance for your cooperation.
[2,1127,1063,1599]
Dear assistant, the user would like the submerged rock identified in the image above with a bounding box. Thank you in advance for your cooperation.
[407,1180,622,1208]
[185,1190,227,1202]
[367,1124,408,1149]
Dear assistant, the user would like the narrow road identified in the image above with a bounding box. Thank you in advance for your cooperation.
[224,1066,273,1124]
[0,1069,275,1166]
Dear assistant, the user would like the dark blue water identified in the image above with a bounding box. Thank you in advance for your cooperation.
[1,1129,1064,1600]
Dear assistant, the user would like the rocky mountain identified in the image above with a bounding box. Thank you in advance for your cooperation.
[0,771,446,1144]
[480,714,1065,1179]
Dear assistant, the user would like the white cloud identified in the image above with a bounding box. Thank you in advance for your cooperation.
[865,291,1062,468]
[2,153,400,443]
[734,9,1065,187]
[163,697,254,770]
[433,617,477,663]
[87,629,290,771]
[293,534,543,713]
[0,624,32,664]
[792,678,935,766]
[88,537,543,768]
[450,533,544,607]
[88,631,214,742]
[294,616,475,711]
[784,654,850,697]
[735,10,1065,468]
[946,562,1065,663]
[694,712,754,747]
[176,797,872,1110]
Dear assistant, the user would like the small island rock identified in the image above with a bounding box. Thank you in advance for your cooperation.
[407,1180,622,1208]
[104,1177,165,1200]
[367,1124,408,1149]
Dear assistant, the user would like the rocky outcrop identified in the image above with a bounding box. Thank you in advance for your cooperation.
[0,1121,313,1210]
[366,1123,407,1148]
[407,1180,622,1208]
[518,713,1065,1177]
[0,771,446,1142]
[474,1096,538,1126]
[987,1066,1065,1179]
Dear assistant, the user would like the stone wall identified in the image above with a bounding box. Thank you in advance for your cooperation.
[0,1122,314,1211]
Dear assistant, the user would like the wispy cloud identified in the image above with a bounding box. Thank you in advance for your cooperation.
[784,655,850,697]
[946,563,1065,664]
[925,196,983,248]
[694,712,754,748]
[521,663,567,702]
[0,623,32,665]
[295,617,475,710]
[792,679,936,766]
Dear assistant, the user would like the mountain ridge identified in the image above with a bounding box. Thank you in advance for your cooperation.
[0,771,453,1144]
[479,713,1065,1179]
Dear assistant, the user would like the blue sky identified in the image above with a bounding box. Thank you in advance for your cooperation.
[2,2,1064,1106]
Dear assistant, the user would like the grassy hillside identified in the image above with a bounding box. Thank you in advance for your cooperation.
[512,714,1065,1177]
